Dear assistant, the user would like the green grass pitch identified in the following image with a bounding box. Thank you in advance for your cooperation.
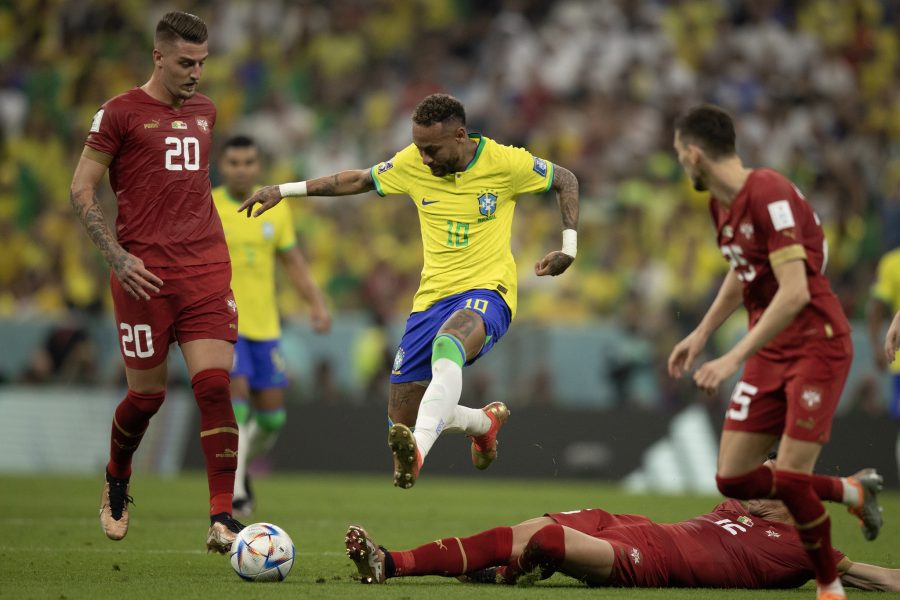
[1,473,898,599]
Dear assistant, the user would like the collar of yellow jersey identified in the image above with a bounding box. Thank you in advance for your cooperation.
[463,133,485,172]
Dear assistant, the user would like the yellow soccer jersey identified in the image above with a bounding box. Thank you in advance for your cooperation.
[213,185,296,340]
[370,134,553,317]
[872,247,900,373]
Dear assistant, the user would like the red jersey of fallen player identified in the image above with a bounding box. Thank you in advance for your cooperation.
[595,499,844,588]
[85,87,229,268]
[709,169,849,358]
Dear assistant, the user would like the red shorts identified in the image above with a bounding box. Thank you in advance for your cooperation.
[110,262,238,369]
[546,508,654,533]
[546,509,665,587]
[723,335,852,443]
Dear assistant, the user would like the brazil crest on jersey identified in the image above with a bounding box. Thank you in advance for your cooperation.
[370,134,553,317]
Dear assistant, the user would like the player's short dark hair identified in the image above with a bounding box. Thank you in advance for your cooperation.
[222,135,256,151]
[674,104,736,159]
[156,11,208,45]
[412,94,466,127]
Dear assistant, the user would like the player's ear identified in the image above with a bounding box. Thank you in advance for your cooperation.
[687,143,702,164]
[152,47,163,68]
[454,125,468,143]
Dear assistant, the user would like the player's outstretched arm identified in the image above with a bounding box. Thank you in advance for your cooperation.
[70,148,163,300]
[839,558,900,592]
[535,164,579,277]
[884,309,900,366]
[278,246,331,334]
[239,169,376,217]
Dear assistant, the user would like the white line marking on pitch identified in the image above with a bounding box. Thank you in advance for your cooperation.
[0,546,344,556]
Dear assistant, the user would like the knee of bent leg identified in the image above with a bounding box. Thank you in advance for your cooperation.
[431,334,465,367]
[526,524,566,558]
[191,368,231,407]
[129,390,166,414]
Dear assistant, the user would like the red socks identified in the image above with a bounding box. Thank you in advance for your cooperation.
[389,527,512,577]
[107,372,239,518]
[107,390,165,479]
[193,369,237,516]
[809,474,844,503]
[501,524,566,584]
[774,470,838,584]
[716,466,845,505]
[715,465,774,499]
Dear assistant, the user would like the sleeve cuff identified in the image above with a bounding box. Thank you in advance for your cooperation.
[370,165,386,197]
[769,244,806,267]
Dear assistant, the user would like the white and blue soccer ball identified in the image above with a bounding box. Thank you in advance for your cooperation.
[229,522,295,582]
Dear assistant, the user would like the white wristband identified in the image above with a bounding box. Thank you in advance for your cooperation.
[561,228,577,258]
[279,181,308,197]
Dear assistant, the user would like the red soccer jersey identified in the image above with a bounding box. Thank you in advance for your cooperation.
[85,88,229,268]
[597,500,843,588]
[709,169,849,358]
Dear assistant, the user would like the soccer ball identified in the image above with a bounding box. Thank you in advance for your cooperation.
[229,522,295,582]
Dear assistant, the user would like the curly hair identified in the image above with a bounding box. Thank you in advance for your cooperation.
[156,11,208,45]
[412,94,466,127]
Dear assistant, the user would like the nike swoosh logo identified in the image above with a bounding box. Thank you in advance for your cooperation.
[421,198,440,206]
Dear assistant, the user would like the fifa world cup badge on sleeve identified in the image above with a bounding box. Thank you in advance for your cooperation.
[90,109,104,133]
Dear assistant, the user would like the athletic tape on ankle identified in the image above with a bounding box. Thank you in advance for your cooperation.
[432,333,465,367]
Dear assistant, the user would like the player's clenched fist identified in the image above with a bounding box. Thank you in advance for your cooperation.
[534,251,574,277]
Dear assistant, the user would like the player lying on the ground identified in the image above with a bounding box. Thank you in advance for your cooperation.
[345,468,894,590]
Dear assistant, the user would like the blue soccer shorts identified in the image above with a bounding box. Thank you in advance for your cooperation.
[231,336,288,391]
[390,289,511,384]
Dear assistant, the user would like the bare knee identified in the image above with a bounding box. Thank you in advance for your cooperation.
[125,364,167,395]
[389,382,426,425]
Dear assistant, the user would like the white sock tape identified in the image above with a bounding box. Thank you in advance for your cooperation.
[562,228,577,258]
[279,181,307,197]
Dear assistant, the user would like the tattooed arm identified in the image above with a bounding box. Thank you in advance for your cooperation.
[70,147,163,300]
[535,164,579,277]
[238,169,376,217]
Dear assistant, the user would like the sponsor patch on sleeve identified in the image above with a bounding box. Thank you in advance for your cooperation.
[377,159,394,174]
[90,109,105,133]
[767,200,795,231]
[533,156,548,177]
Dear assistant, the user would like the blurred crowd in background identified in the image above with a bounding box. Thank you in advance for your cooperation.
[2,0,900,406]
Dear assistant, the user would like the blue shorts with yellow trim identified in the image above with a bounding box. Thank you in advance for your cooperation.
[232,336,288,391]
[390,289,511,384]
